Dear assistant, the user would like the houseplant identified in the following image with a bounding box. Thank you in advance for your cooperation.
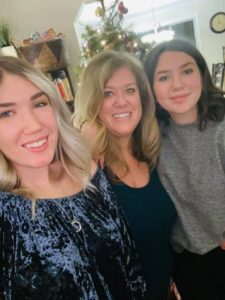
[0,20,18,56]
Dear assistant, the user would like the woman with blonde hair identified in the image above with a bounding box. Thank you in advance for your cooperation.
[0,56,147,299]
[73,50,177,299]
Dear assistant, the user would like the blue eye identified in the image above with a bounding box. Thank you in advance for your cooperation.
[0,110,14,119]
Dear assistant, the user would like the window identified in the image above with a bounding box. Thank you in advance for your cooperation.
[74,0,197,48]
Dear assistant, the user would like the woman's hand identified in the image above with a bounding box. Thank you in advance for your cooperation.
[221,240,225,250]
[169,281,181,300]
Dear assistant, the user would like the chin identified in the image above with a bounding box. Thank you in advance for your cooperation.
[30,157,55,168]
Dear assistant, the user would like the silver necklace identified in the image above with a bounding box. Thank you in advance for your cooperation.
[53,200,82,233]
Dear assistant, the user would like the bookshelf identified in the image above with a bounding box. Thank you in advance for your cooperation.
[49,68,74,109]
[17,38,75,111]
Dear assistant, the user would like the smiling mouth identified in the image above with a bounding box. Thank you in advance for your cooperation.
[112,112,131,118]
[170,94,189,100]
[23,138,47,149]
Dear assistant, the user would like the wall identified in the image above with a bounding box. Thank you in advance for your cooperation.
[124,0,224,72]
[1,0,224,89]
[0,0,83,88]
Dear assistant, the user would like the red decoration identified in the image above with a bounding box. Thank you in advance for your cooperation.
[118,1,128,14]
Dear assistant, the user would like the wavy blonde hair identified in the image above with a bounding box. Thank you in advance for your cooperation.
[73,50,160,175]
[0,56,92,199]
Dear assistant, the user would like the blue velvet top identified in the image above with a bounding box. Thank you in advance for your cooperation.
[110,169,177,300]
[0,169,146,300]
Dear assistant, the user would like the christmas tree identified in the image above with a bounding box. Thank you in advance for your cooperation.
[75,0,154,79]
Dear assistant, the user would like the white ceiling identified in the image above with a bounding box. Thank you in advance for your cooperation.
[78,0,181,23]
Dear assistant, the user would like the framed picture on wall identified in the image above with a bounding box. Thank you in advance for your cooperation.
[212,63,225,91]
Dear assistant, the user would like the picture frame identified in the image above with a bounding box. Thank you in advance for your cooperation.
[212,63,225,90]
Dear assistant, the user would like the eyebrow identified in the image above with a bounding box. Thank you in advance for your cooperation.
[0,91,46,107]
[155,62,196,75]
[30,91,46,100]
[105,82,137,88]
[0,102,15,107]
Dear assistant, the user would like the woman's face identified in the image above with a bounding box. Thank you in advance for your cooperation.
[153,51,202,124]
[99,66,142,142]
[0,72,58,175]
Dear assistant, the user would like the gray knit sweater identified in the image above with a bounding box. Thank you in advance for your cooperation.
[158,118,225,255]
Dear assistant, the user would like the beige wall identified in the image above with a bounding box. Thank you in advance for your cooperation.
[1,0,225,89]
[131,0,225,73]
[0,0,83,88]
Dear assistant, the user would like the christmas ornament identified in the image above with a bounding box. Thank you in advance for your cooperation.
[95,7,105,17]
[118,1,128,14]
[76,0,153,81]
[100,39,107,47]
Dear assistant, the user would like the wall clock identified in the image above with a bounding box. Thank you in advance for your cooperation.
[210,12,225,33]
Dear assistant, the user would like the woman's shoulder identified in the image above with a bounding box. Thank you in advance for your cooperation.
[205,116,225,139]
[213,116,225,146]
[0,191,32,221]
[90,166,120,210]
[0,191,28,204]
[217,115,225,129]
[91,166,114,195]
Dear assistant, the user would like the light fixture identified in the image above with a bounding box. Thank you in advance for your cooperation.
[141,2,175,44]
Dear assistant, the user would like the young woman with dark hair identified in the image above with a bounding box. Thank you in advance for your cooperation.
[145,39,225,300]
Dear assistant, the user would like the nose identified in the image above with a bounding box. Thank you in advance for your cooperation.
[20,109,42,134]
[171,74,184,90]
[114,91,127,106]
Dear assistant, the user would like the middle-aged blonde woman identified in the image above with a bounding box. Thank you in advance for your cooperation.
[73,50,177,300]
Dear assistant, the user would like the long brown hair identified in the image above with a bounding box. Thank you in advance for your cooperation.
[145,39,225,130]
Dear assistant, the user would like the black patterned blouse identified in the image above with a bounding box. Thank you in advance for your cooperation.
[0,169,146,300]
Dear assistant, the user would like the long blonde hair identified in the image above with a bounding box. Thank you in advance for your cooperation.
[73,50,160,176]
[0,56,92,198]
[73,50,160,175]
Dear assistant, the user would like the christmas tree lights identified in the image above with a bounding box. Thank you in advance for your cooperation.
[75,0,153,79]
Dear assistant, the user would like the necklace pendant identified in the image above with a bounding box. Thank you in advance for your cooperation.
[71,220,82,232]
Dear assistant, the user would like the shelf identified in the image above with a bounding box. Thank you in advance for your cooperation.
[48,68,74,103]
